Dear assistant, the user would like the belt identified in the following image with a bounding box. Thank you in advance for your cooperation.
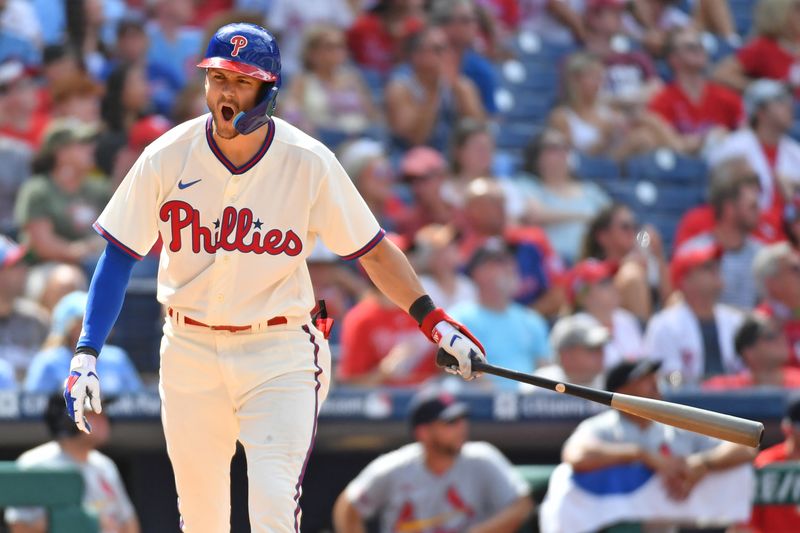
[168,307,287,332]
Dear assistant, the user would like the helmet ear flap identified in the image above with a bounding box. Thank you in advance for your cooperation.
[233,85,279,135]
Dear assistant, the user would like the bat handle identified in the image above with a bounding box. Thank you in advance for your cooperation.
[436,348,487,371]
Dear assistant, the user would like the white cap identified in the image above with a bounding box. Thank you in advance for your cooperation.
[550,314,610,352]
[744,79,791,118]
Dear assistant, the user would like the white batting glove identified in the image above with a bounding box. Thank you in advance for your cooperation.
[433,321,487,380]
[64,352,102,434]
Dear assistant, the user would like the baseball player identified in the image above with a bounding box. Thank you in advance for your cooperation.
[63,23,487,533]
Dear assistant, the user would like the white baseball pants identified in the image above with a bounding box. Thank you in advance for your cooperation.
[158,316,331,532]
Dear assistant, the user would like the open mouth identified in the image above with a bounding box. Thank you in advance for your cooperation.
[221,105,235,121]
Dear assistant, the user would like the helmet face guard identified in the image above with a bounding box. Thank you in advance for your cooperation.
[197,22,281,135]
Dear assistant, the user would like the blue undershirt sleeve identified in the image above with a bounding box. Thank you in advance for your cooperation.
[77,243,138,354]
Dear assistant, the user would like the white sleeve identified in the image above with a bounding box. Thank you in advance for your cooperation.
[94,150,162,259]
[643,315,682,376]
[309,152,384,259]
[345,455,395,519]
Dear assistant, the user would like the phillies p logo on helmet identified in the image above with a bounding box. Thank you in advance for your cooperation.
[230,35,248,57]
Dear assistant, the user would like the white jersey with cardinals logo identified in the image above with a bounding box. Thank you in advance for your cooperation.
[95,114,384,325]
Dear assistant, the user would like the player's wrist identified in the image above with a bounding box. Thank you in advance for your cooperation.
[74,346,99,359]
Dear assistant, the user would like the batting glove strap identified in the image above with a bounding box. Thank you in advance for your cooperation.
[64,353,102,434]
[419,307,485,353]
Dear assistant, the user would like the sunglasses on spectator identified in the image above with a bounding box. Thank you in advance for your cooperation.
[676,41,704,53]
[614,220,637,232]
[448,15,477,24]
[542,142,569,151]
[422,43,450,54]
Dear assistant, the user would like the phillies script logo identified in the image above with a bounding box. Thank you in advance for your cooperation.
[230,35,248,57]
[160,200,302,256]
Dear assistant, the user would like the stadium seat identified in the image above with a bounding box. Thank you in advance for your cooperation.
[498,59,560,94]
[496,122,542,150]
[624,150,708,182]
[572,154,622,186]
[728,0,756,35]
[512,31,577,62]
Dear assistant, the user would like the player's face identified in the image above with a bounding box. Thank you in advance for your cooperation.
[426,417,468,457]
[205,68,263,140]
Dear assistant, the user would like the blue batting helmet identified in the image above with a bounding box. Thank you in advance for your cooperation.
[197,22,281,135]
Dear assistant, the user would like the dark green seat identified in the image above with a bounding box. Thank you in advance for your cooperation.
[0,461,98,533]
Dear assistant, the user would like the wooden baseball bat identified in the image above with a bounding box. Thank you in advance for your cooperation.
[436,350,764,448]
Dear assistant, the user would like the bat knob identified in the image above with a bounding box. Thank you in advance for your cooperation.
[436,348,459,369]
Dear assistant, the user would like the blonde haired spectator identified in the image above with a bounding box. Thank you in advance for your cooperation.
[413,224,477,310]
[549,52,683,160]
[283,25,378,139]
[714,0,800,93]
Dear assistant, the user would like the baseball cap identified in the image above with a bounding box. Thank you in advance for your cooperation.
[401,147,447,181]
[605,359,662,392]
[669,244,722,286]
[465,237,513,275]
[51,290,88,336]
[128,115,172,151]
[338,138,386,182]
[744,79,791,118]
[40,118,99,158]
[0,235,27,269]
[567,259,617,304]
[0,59,26,89]
[550,314,610,352]
[408,389,469,428]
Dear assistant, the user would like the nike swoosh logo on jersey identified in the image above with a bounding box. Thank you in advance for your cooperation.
[178,179,202,190]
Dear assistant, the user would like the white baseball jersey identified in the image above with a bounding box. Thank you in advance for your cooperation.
[94,114,384,325]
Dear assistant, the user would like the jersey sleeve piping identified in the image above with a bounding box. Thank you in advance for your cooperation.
[339,228,386,261]
[93,222,145,261]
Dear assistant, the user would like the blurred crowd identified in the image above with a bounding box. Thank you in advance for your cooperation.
[2,0,800,403]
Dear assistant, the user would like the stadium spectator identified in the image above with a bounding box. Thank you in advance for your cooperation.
[346,0,425,75]
[267,0,354,80]
[622,0,694,55]
[64,0,108,79]
[145,0,202,93]
[110,114,172,188]
[24,291,142,394]
[14,119,108,266]
[749,397,800,532]
[645,244,745,386]
[549,52,682,160]
[555,359,756,527]
[581,204,670,321]
[385,25,486,153]
[431,0,498,114]
[49,73,104,126]
[396,147,454,239]
[515,128,611,264]
[649,27,744,155]
[516,0,588,44]
[4,393,140,533]
[675,158,784,251]
[0,236,48,380]
[101,62,153,134]
[678,168,764,310]
[703,313,800,389]
[457,178,565,316]
[111,16,149,67]
[333,388,533,532]
[449,239,551,390]
[567,259,645,367]
[0,134,32,236]
[536,313,608,388]
[39,44,82,113]
[36,263,87,318]
[0,0,43,51]
[582,0,662,106]
[752,242,800,367]
[337,138,404,232]
[707,79,800,217]
[413,224,477,310]
[283,25,378,139]
[0,59,49,152]
[337,275,437,387]
[714,0,800,95]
